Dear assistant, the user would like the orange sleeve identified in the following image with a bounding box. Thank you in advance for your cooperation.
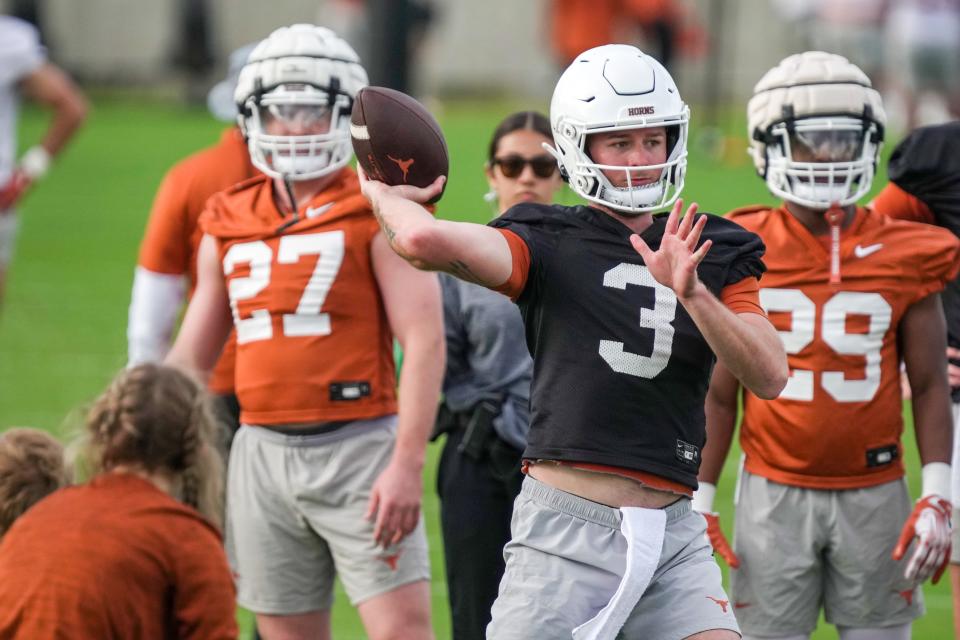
[721,276,765,316]
[138,167,192,275]
[492,228,531,301]
[872,182,935,224]
[913,228,960,302]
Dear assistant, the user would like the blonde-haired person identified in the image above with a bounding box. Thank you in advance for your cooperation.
[435,111,562,640]
[0,428,69,538]
[0,364,237,639]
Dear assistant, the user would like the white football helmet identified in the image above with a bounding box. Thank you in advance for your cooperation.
[547,44,689,214]
[235,24,368,181]
[748,51,885,210]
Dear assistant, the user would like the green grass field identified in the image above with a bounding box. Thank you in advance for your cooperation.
[1,98,954,639]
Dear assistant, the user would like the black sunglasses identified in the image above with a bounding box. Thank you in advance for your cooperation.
[491,154,558,179]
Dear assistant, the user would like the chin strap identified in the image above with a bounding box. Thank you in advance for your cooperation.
[825,203,844,284]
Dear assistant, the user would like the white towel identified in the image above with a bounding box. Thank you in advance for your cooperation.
[572,507,667,640]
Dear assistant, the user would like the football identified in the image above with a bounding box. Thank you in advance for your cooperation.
[350,86,449,203]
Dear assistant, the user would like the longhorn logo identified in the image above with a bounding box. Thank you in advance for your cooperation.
[380,551,402,570]
[387,155,415,183]
[706,596,730,613]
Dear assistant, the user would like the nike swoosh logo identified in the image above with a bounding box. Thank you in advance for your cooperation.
[854,243,883,258]
[306,203,334,219]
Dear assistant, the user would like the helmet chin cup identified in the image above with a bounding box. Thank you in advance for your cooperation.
[790,181,857,209]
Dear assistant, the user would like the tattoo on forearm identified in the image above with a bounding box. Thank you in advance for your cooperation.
[382,222,397,243]
[448,260,483,284]
[371,203,398,244]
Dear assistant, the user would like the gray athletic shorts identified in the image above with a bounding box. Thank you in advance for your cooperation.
[731,471,923,636]
[226,415,430,615]
[0,212,18,268]
[487,476,739,640]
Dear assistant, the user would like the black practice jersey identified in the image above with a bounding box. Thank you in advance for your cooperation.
[490,203,766,489]
[888,122,960,397]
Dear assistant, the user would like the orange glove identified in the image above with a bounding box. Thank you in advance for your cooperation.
[892,495,952,584]
[702,512,740,568]
[0,169,31,211]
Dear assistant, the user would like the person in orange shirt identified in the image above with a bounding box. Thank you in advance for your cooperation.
[166,24,443,640]
[548,0,690,69]
[549,0,620,65]
[696,52,957,640]
[872,120,960,639]
[127,43,260,436]
[0,363,236,639]
[0,427,68,538]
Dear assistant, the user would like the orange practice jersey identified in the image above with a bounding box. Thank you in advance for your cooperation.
[138,127,257,394]
[200,168,396,426]
[729,205,960,489]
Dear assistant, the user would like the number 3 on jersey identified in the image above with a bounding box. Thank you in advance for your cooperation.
[222,231,345,344]
[599,263,677,379]
[761,288,891,402]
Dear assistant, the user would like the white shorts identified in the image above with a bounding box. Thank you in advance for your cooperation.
[731,471,923,636]
[226,416,430,615]
[487,476,739,640]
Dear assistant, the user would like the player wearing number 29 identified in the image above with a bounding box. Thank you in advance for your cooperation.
[361,43,787,640]
[695,51,960,640]
[166,24,444,640]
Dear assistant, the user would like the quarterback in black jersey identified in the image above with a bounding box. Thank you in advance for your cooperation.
[873,120,960,638]
[362,44,787,640]
[489,202,768,490]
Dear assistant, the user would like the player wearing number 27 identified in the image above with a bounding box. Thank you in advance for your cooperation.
[695,51,960,640]
[362,43,787,640]
[166,24,443,640]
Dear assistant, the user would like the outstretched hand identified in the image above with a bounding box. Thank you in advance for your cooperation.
[357,164,445,206]
[629,199,711,301]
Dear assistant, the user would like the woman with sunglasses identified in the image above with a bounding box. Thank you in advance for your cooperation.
[433,111,562,640]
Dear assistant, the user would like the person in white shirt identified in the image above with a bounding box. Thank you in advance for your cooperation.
[0,15,87,311]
